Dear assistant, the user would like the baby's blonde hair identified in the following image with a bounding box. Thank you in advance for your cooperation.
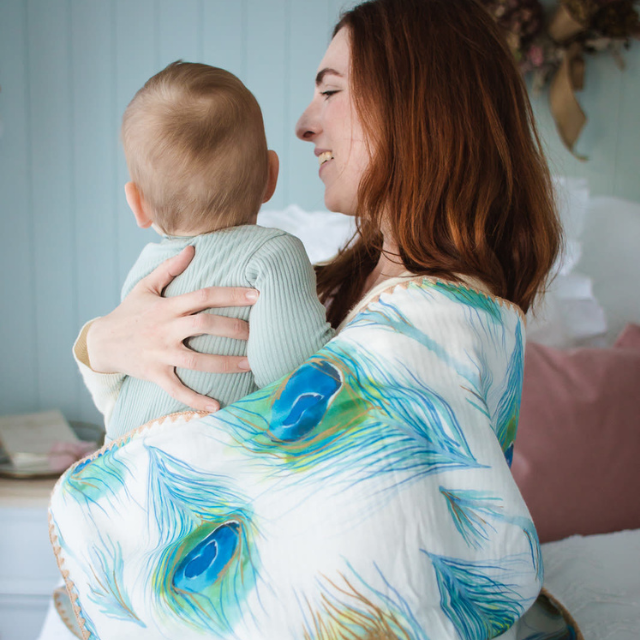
[122,61,269,234]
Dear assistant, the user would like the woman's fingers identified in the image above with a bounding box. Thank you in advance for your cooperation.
[174,347,251,374]
[140,246,196,295]
[175,313,250,342]
[85,245,257,385]
[157,370,221,413]
[171,286,259,316]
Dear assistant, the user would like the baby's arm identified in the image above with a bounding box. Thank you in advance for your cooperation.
[245,233,335,388]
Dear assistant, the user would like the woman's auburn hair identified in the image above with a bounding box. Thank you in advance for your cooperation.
[316,0,562,327]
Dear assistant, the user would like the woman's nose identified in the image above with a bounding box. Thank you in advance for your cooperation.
[295,104,319,141]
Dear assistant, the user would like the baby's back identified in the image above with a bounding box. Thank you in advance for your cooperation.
[109,225,329,441]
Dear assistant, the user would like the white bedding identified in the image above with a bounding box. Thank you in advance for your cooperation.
[38,529,640,639]
[541,529,640,639]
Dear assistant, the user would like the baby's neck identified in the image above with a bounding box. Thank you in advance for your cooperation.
[155,215,258,238]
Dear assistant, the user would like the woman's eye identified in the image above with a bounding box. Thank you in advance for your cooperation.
[321,90,338,99]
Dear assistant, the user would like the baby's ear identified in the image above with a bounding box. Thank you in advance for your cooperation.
[262,150,280,204]
[125,182,153,229]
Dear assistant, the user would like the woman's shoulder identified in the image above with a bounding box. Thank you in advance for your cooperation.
[339,273,524,332]
[336,274,525,404]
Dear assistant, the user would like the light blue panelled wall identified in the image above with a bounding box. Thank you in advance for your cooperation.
[0,0,639,423]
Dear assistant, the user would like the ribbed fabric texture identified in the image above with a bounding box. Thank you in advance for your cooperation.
[108,225,334,441]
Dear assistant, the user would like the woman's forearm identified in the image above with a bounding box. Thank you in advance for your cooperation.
[73,319,126,425]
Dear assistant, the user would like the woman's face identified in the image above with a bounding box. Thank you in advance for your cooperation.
[295,28,370,216]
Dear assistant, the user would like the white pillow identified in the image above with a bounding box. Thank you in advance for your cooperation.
[258,205,354,265]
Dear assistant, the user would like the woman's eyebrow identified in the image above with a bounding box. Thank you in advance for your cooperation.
[315,68,344,86]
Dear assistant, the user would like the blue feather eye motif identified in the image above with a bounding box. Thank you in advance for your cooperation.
[269,360,342,442]
[144,447,259,634]
[173,521,240,593]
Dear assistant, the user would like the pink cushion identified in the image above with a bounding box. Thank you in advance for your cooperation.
[512,324,640,543]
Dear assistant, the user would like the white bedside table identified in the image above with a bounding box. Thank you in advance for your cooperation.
[0,476,63,640]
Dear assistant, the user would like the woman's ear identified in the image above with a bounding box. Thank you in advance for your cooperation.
[125,182,153,229]
[262,150,280,204]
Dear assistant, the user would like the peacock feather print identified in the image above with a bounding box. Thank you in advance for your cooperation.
[458,320,524,466]
[352,280,525,465]
[493,323,524,466]
[213,338,483,493]
[349,287,477,382]
[439,487,543,583]
[145,446,260,635]
[87,534,145,627]
[213,349,370,481]
[62,447,132,509]
[430,280,505,329]
[439,487,503,550]
[298,563,430,640]
[48,277,565,639]
[425,551,533,639]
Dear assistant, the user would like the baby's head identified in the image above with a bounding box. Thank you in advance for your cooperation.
[122,61,278,236]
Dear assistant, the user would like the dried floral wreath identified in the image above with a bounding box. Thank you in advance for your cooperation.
[481,0,640,158]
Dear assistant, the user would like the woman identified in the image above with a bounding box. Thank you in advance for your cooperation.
[51,1,570,638]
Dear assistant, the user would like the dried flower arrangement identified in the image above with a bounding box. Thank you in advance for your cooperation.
[481,0,640,157]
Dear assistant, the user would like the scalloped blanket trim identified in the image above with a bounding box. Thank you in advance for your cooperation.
[53,586,82,639]
[47,409,208,640]
[338,272,526,332]
[538,587,585,640]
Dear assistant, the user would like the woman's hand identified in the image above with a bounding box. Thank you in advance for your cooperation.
[86,246,258,412]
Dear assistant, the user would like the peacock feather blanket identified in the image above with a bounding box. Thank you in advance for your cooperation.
[48,277,581,640]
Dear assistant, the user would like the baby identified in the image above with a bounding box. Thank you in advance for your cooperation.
[106,61,334,442]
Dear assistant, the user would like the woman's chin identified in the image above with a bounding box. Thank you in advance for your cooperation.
[323,194,356,217]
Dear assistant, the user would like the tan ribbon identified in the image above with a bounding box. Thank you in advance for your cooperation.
[548,4,586,42]
[549,43,588,160]
[548,5,589,161]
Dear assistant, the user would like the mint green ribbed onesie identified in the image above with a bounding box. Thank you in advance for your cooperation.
[108,225,334,441]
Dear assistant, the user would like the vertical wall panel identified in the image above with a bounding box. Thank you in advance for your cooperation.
[70,0,118,423]
[286,0,332,211]
[529,87,581,179]
[329,0,358,22]
[202,0,247,80]
[572,55,624,195]
[0,0,39,414]
[115,0,157,286]
[156,0,200,67]
[27,0,79,416]
[614,46,640,202]
[246,0,287,209]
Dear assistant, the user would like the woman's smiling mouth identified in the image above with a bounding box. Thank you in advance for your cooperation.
[318,151,334,167]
